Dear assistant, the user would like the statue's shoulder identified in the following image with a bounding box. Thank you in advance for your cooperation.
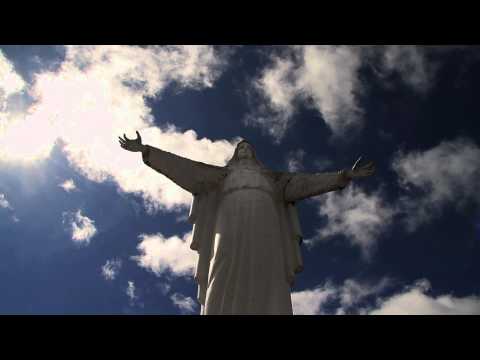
[268,170,293,182]
[259,170,295,191]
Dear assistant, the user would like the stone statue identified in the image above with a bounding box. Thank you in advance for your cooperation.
[119,131,375,315]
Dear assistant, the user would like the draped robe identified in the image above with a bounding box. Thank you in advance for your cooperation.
[141,145,350,315]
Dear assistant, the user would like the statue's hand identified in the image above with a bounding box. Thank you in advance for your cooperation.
[119,131,145,152]
[346,157,375,179]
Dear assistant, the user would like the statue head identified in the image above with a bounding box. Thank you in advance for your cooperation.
[237,141,254,160]
[226,140,265,169]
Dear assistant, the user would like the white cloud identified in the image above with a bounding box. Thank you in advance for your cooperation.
[0,49,26,108]
[0,193,11,209]
[101,258,122,281]
[293,278,480,315]
[338,277,392,310]
[157,282,171,295]
[170,293,197,314]
[305,138,480,254]
[246,55,298,140]
[372,45,471,94]
[59,179,77,192]
[132,231,197,278]
[292,278,392,315]
[308,185,396,257]
[0,45,236,212]
[248,46,363,141]
[291,283,337,315]
[369,279,480,315]
[126,281,138,302]
[297,46,363,135]
[286,149,305,172]
[0,193,19,223]
[63,209,97,245]
[392,137,480,231]
[379,45,433,93]
[248,46,474,142]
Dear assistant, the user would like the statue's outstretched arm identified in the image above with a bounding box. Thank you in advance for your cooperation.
[284,170,351,203]
[283,157,375,203]
[142,145,227,194]
[119,132,226,194]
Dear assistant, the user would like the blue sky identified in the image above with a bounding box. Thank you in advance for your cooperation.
[0,45,479,315]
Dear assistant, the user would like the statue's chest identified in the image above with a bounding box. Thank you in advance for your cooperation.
[222,168,274,193]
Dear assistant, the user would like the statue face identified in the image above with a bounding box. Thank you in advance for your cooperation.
[237,142,254,160]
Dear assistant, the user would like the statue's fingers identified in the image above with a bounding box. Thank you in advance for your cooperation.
[365,162,375,169]
[123,134,130,141]
[352,157,362,170]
